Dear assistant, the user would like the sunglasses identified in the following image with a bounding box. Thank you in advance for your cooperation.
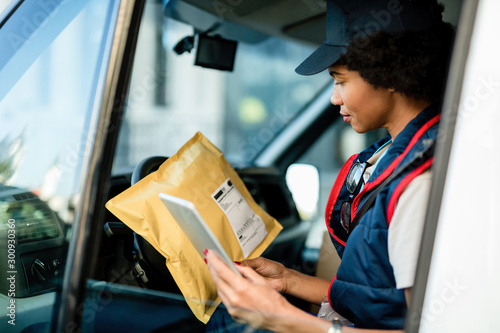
[340,161,371,233]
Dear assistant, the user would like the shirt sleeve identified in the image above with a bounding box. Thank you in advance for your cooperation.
[388,170,432,290]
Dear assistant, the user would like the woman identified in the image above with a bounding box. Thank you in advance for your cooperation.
[206,0,455,332]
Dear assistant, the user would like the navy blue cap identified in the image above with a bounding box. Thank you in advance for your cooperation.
[295,0,443,76]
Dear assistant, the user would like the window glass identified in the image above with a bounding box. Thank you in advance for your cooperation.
[0,0,112,223]
[0,0,119,331]
[113,3,330,170]
[0,0,18,22]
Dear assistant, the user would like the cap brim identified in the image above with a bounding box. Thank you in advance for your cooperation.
[295,43,346,76]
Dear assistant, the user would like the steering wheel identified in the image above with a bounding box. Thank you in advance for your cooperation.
[130,156,181,294]
[130,156,168,185]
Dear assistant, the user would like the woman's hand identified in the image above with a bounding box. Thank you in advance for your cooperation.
[241,256,331,305]
[239,257,289,293]
[206,250,302,331]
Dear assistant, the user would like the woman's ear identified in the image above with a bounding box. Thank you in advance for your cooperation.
[389,87,395,93]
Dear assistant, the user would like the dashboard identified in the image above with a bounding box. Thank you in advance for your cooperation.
[0,186,66,298]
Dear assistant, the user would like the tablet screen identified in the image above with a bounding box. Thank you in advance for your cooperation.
[159,192,241,276]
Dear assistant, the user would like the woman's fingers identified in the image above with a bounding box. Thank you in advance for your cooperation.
[206,250,240,293]
[244,257,283,276]
[240,257,288,293]
[206,250,299,331]
[206,251,261,324]
[206,250,252,305]
[207,251,270,288]
[206,250,242,285]
[236,264,270,285]
[241,256,266,269]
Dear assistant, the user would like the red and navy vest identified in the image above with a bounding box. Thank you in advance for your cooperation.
[325,104,440,329]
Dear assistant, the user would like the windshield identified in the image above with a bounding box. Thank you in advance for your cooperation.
[113,11,330,170]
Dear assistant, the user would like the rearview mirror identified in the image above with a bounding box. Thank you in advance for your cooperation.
[195,34,238,71]
[286,163,320,221]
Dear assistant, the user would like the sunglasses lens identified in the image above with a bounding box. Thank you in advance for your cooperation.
[340,201,351,231]
[347,163,365,193]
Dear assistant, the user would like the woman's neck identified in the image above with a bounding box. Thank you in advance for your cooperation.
[386,96,431,140]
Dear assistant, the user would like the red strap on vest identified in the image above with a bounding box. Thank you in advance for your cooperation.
[387,157,434,225]
[351,114,441,220]
[325,154,357,247]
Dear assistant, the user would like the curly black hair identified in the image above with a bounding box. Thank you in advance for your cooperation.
[336,21,455,103]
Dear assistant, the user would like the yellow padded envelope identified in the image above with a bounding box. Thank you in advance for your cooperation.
[105,132,283,323]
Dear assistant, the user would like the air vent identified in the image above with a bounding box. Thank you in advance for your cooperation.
[14,202,60,244]
[13,192,36,201]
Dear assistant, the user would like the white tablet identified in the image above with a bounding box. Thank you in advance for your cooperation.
[158,192,241,276]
